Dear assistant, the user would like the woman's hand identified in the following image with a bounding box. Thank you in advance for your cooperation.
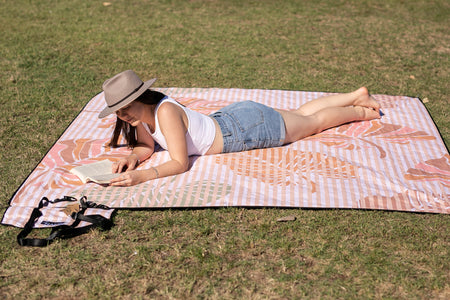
[112,154,140,173]
[109,169,149,186]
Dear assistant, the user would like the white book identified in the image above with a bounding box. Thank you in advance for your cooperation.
[70,160,120,184]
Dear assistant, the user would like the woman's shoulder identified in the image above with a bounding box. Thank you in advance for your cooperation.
[157,99,185,118]
[156,96,180,109]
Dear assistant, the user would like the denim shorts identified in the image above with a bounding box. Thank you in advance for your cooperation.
[210,101,286,153]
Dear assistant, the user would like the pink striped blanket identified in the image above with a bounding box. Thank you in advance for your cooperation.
[3,88,449,228]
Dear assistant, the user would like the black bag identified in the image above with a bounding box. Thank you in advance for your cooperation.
[17,196,113,247]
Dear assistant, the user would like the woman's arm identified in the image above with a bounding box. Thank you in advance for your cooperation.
[112,122,155,173]
[110,102,190,186]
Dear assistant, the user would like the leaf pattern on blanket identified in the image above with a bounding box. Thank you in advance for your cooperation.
[98,116,117,129]
[305,120,436,158]
[78,176,232,207]
[362,190,449,213]
[404,154,450,188]
[176,97,233,114]
[216,148,357,193]
[26,138,129,190]
[161,179,232,207]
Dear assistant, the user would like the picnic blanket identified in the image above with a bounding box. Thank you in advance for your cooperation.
[3,88,449,229]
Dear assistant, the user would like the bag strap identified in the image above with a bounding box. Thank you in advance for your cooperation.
[17,196,113,247]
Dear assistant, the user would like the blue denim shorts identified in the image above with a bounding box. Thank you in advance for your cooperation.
[210,101,286,153]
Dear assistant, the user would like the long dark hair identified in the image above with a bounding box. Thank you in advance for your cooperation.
[108,89,166,148]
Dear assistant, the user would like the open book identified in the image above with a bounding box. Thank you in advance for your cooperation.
[70,160,120,184]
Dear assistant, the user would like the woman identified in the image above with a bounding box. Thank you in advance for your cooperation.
[99,70,380,186]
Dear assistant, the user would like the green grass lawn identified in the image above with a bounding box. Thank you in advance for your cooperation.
[1,0,449,298]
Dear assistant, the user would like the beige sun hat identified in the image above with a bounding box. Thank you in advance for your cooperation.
[98,70,157,118]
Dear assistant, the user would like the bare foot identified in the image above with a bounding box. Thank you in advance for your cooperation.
[355,106,381,121]
[353,87,381,112]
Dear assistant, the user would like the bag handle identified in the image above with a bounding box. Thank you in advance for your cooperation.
[17,196,113,247]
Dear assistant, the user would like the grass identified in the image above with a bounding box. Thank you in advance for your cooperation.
[1,0,449,298]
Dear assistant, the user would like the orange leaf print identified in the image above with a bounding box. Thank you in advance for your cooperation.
[362,190,449,213]
[31,138,129,190]
[98,116,116,129]
[405,154,450,188]
[305,120,436,159]
[176,97,233,115]
[215,148,357,193]
[365,122,436,144]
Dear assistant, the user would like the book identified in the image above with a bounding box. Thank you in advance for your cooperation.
[70,160,121,184]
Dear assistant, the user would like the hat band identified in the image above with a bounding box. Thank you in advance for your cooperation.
[107,82,144,108]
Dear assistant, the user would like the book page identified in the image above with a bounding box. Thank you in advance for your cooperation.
[88,173,121,184]
[70,160,120,184]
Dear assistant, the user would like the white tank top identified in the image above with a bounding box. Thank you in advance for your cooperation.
[143,97,216,156]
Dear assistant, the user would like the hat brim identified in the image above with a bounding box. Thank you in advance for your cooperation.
[98,77,157,119]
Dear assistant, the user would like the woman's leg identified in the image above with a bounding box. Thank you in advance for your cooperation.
[276,87,381,144]
[294,87,380,116]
